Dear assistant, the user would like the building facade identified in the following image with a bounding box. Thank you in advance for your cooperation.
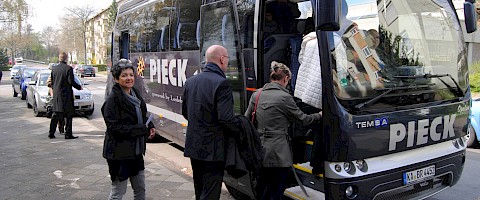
[86,0,125,65]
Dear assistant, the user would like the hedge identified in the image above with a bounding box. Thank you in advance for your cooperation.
[0,65,11,71]
[90,64,107,71]
[470,62,480,93]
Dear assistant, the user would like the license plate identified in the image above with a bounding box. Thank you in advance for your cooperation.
[403,165,435,185]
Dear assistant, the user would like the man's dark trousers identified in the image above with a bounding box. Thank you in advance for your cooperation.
[49,112,72,136]
[190,158,225,200]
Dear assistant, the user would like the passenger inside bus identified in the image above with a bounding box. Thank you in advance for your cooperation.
[267,0,301,34]
[263,0,304,88]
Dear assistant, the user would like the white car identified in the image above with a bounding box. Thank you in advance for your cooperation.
[26,70,94,117]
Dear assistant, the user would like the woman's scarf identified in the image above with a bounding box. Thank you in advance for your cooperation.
[123,89,145,155]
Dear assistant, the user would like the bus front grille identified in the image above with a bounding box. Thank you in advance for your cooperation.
[373,174,450,200]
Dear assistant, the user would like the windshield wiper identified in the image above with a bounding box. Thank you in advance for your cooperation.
[354,84,432,110]
[394,74,464,97]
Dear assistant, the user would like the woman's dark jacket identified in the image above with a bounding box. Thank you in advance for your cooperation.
[102,83,154,160]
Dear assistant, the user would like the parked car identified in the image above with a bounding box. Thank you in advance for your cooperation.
[76,65,96,77]
[9,64,26,79]
[14,57,23,64]
[48,63,57,69]
[32,73,95,117]
[12,67,40,100]
[468,98,480,147]
[26,69,51,117]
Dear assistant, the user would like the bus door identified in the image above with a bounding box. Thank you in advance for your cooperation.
[199,0,247,114]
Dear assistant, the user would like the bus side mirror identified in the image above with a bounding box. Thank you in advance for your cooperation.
[464,1,477,33]
[315,0,340,31]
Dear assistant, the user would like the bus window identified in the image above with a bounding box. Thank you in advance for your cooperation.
[200,1,245,114]
[173,0,201,51]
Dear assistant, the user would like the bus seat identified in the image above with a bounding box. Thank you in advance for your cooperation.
[263,34,295,82]
[196,20,201,48]
[222,15,234,47]
[177,22,199,50]
[295,19,306,34]
[160,25,169,51]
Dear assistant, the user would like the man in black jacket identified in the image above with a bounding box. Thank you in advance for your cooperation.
[48,52,82,139]
[182,45,238,200]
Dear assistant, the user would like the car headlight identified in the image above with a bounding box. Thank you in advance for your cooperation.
[40,95,47,100]
[84,94,93,99]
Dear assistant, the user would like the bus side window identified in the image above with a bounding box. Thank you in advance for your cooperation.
[177,22,200,50]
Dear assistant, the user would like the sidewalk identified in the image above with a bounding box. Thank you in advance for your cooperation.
[0,79,233,199]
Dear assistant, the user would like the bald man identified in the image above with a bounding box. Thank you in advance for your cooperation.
[182,45,236,200]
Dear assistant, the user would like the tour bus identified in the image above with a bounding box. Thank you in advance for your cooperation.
[107,0,477,199]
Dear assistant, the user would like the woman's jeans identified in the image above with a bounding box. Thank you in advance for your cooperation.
[108,170,145,200]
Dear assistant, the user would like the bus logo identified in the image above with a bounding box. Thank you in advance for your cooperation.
[388,114,456,151]
[137,57,145,76]
[149,58,188,87]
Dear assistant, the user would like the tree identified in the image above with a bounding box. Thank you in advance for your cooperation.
[107,0,118,32]
[65,5,96,63]
[0,48,8,66]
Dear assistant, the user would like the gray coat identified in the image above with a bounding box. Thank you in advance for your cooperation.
[245,82,321,167]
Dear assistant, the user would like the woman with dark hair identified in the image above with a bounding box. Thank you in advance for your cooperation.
[245,61,321,200]
[101,58,156,200]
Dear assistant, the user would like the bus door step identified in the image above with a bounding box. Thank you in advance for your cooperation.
[284,185,325,200]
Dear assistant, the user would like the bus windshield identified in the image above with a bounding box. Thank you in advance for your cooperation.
[333,0,466,109]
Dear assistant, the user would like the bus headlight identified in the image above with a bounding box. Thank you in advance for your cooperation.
[355,160,368,172]
[335,164,342,172]
[344,162,352,173]
[345,185,357,199]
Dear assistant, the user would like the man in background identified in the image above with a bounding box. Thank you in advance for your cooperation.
[48,52,82,139]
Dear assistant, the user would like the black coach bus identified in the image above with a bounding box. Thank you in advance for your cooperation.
[106,0,477,199]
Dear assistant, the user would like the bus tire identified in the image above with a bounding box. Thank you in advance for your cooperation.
[226,184,255,200]
[467,125,478,147]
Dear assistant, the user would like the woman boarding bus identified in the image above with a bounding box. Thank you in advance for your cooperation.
[107,0,477,199]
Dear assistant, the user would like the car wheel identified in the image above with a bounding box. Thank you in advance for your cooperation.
[33,100,42,117]
[467,124,478,147]
[13,86,18,97]
[84,109,94,116]
[21,89,26,100]
[26,98,32,108]
[93,74,96,77]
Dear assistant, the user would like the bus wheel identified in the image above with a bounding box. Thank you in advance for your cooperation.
[226,184,254,200]
[467,124,478,147]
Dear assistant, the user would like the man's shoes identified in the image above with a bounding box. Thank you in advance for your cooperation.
[48,134,55,139]
[65,135,78,139]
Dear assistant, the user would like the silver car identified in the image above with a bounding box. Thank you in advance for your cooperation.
[26,70,94,117]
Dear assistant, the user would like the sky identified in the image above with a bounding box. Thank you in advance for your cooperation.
[26,0,113,32]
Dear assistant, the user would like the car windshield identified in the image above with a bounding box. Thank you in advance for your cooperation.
[12,65,25,70]
[23,68,38,78]
[84,65,93,69]
[38,73,49,86]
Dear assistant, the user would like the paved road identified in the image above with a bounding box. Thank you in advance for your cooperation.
[0,70,233,200]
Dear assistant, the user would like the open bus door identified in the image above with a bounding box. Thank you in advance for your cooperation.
[198,0,251,199]
[199,0,247,115]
